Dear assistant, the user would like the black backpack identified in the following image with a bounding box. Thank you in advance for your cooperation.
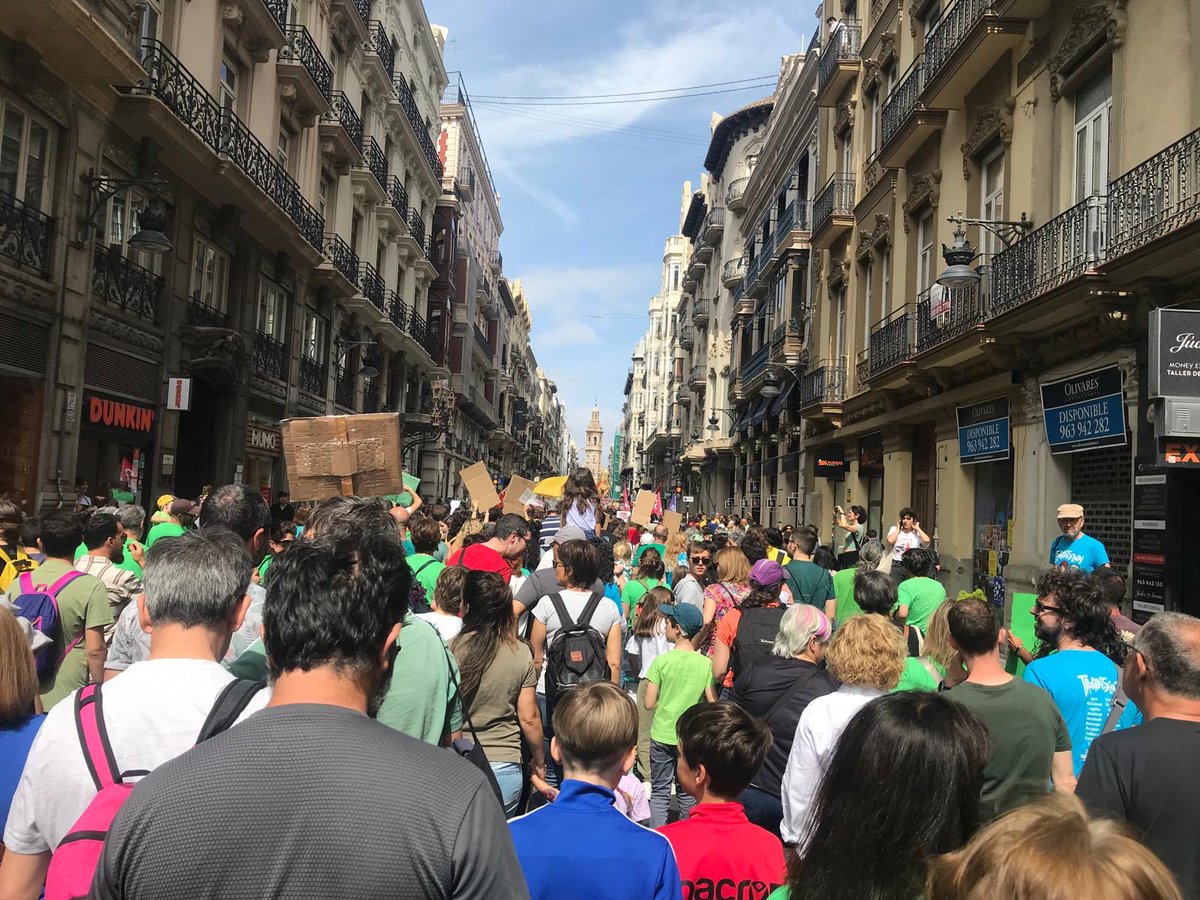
[731,606,787,678]
[545,592,610,717]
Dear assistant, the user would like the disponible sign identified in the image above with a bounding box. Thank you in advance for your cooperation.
[957,398,1010,464]
[1040,365,1127,455]
[1149,308,1200,398]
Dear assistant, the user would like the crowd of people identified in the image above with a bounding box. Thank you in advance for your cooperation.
[0,470,1196,899]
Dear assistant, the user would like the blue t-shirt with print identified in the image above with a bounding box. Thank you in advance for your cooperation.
[1024,648,1141,775]
[1049,533,1109,573]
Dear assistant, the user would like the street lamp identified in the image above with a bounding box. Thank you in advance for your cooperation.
[935,212,1032,288]
[707,408,735,432]
[759,365,802,400]
[83,170,173,254]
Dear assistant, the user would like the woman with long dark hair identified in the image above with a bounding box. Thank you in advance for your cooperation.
[561,468,601,539]
[450,570,545,817]
[711,559,787,693]
[775,692,989,900]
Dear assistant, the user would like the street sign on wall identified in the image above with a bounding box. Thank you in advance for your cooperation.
[1149,308,1200,398]
[1040,365,1126,455]
[957,397,1010,464]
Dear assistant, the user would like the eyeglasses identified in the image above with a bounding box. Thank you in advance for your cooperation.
[1033,602,1061,616]
[690,557,711,564]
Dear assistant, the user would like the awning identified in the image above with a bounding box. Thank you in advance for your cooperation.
[768,379,797,418]
[747,397,771,428]
[732,405,752,432]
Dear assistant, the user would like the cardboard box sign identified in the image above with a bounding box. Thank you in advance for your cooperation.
[460,461,501,511]
[281,413,404,500]
[661,510,682,536]
[504,475,536,515]
[630,490,656,526]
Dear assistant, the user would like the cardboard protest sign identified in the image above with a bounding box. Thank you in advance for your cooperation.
[504,475,536,515]
[281,413,403,500]
[460,461,500,511]
[661,510,682,536]
[630,490,655,526]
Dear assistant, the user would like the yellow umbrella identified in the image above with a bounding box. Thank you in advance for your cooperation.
[532,475,567,497]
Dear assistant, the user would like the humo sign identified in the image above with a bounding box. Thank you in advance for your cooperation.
[1040,365,1126,455]
[1149,308,1200,399]
[247,424,282,455]
[86,393,155,434]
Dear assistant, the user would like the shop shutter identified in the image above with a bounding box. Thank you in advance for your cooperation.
[0,311,51,374]
[84,347,160,402]
[1070,442,1132,571]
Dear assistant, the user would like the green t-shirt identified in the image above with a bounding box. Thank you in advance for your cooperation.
[632,543,667,566]
[375,613,465,745]
[407,553,445,602]
[620,578,661,627]
[257,555,273,585]
[895,576,947,632]
[6,559,112,710]
[110,490,135,504]
[646,648,712,745]
[782,560,835,608]
[143,521,186,550]
[832,567,862,626]
[894,655,944,693]
[74,538,144,580]
[947,678,1072,821]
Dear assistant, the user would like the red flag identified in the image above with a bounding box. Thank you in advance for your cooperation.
[652,483,663,518]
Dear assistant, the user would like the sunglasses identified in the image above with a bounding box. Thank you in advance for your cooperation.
[690,556,711,564]
[1033,602,1061,616]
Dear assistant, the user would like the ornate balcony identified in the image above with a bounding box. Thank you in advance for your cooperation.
[355,261,386,312]
[700,207,725,246]
[329,0,370,45]
[474,324,494,360]
[868,305,914,380]
[689,364,708,389]
[920,0,1030,109]
[879,55,948,168]
[491,250,503,275]
[687,254,707,280]
[376,175,410,237]
[362,136,387,188]
[126,42,325,253]
[299,355,326,396]
[364,20,395,84]
[319,233,359,289]
[252,332,287,379]
[812,174,856,247]
[334,365,356,409]
[679,326,695,351]
[319,91,364,172]
[914,283,989,356]
[91,245,162,322]
[769,317,807,368]
[223,0,286,64]
[277,25,332,124]
[726,177,749,211]
[391,75,443,181]
[694,298,711,327]
[408,209,426,248]
[817,19,862,106]
[187,297,227,327]
[798,358,847,418]
[1108,126,1200,259]
[740,344,771,385]
[722,256,746,287]
[0,190,53,277]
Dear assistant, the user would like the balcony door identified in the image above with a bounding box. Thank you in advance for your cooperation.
[916,209,935,294]
[980,147,1005,259]
[1074,65,1112,202]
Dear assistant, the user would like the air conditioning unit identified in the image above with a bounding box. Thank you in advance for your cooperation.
[1153,398,1200,437]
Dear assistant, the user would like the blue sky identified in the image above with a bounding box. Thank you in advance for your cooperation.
[429,1,812,459]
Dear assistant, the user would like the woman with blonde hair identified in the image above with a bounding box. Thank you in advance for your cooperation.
[895,599,961,692]
[611,540,633,590]
[700,545,752,655]
[780,613,906,846]
[926,793,1183,900]
[663,529,689,573]
[0,607,43,838]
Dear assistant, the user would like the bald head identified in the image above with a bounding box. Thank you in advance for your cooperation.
[1136,613,1200,700]
[654,524,669,541]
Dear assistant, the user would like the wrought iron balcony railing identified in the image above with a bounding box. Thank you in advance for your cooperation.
[868,305,914,377]
[990,195,1106,317]
[818,19,862,93]
[741,343,771,382]
[678,326,695,349]
[134,41,324,251]
[1108,126,1200,258]
[262,0,288,28]
[187,297,227,327]
[881,55,925,150]
[799,358,847,406]
[915,282,989,354]
[726,176,749,206]
[689,364,708,386]
[474,324,493,358]
[693,297,711,324]
[0,190,52,276]
[813,174,856,234]
[334,365,356,408]
[386,175,409,219]
[855,348,870,392]
[356,261,385,310]
[366,20,395,82]
[299,355,326,395]
[92,245,162,321]
[350,0,369,29]
[409,209,426,248]
[924,0,991,88]
[392,75,443,179]
[722,256,746,285]
[252,332,287,379]
[279,25,332,101]
[323,233,359,284]
[361,135,387,187]
[425,233,437,263]
[323,90,362,150]
[772,316,806,343]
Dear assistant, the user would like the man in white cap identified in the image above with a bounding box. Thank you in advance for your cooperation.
[1049,503,1110,573]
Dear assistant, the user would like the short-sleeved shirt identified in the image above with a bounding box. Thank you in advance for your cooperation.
[782,560,835,608]
[633,542,667,565]
[1024,648,1141,775]
[838,523,866,555]
[0,714,44,830]
[887,528,923,562]
[408,553,446,602]
[895,576,946,632]
[76,539,143,580]
[6,559,112,710]
[532,588,622,693]
[456,640,536,764]
[447,544,512,583]
[893,656,944,693]
[621,578,662,624]
[74,553,144,642]
[949,678,1071,820]
[142,520,186,550]
[376,613,465,745]
[831,568,862,626]
[104,599,152,672]
[1049,533,1109,573]
[645,648,713,744]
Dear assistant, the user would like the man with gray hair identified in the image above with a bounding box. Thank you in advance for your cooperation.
[0,529,268,897]
[112,504,147,579]
[1078,611,1200,898]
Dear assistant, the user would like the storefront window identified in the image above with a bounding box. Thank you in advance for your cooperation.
[973,457,1015,592]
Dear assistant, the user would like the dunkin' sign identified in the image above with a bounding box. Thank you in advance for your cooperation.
[85,393,156,434]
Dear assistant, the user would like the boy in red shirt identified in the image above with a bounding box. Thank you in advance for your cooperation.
[658,702,785,897]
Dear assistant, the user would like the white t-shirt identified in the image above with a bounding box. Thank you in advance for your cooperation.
[625,621,671,678]
[417,611,462,643]
[4,658,270,853]
[532,588,622,693]
[887,527,924,562]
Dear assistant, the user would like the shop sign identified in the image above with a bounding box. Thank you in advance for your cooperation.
[246,423,282,456]
[957,397,1010,464]
[1132,469,1168,622]
[748,480,760,495]
[166,377,192,411]
[787,495,799,508]
[859,434,884,476]
[814,444,846,479]
[1149,309,1200,398]
[84,392,156,436]
[1040,365,1126,455]
[766,497,776,508]
[1159,438,1200,466]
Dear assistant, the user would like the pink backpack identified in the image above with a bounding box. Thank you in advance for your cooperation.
[43,678,263,900]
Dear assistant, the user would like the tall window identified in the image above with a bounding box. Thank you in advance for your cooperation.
[980,147,1005,258]
[869,88,882,155]
[1074,64,1112,201]
[0,97,52,212]
[256,280,288,339]
[304,310,328,362]
[318,177,331,222]
[880,246,892,314]
[833,286,847,362]
[103,180,162,273]
[219,58,239,114]
[139,0,162,44]
[277,124,291,172]
[916,210,934,292]
[841,133,853,175]
[190,236,229,311]
[862,259,874,348]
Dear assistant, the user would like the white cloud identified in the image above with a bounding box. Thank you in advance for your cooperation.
[519,262,658,316]
[535,320,603,348]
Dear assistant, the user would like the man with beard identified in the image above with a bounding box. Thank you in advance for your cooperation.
[1022,570,1141,776]
[75,512,143,644]
[90,525,526,899]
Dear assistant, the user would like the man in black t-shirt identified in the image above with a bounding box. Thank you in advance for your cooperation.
[1077,611,1200,900]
